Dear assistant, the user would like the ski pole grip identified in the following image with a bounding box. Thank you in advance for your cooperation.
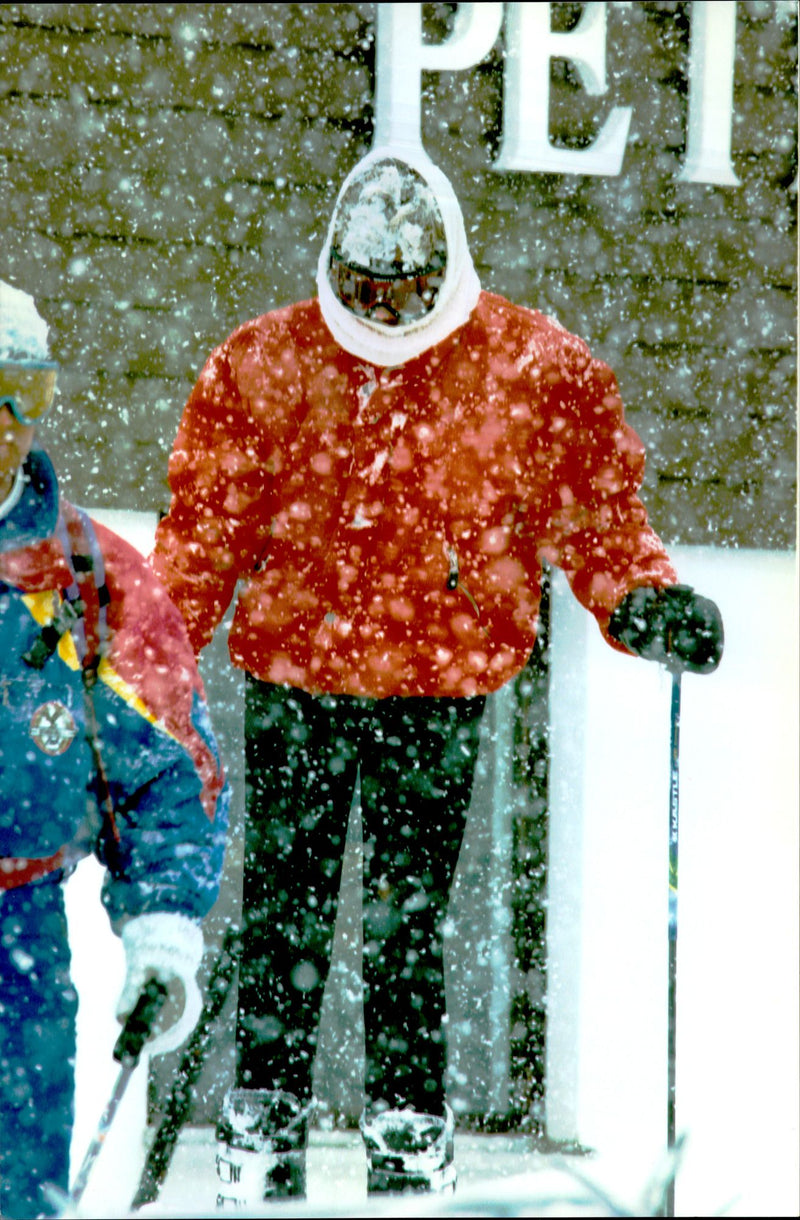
[113,977,169,1067]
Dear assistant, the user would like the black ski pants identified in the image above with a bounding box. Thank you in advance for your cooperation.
[236,676,485,1117]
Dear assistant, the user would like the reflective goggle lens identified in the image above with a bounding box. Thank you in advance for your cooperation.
[0,361,58,425]
[329,251,445,325]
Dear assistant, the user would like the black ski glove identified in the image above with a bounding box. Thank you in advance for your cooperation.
[608,584,724,675]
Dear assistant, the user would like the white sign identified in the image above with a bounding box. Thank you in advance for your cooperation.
[374,1,741,185]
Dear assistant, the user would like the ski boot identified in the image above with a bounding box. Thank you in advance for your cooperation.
[360,1104,456,1194]
[214,1087,311,1208]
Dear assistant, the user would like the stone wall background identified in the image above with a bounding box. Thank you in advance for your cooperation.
[2,1,796,548]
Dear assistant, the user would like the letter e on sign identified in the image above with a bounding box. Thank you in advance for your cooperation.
[494,1,632,176]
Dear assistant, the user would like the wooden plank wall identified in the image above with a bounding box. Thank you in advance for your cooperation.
[1,2,796,548]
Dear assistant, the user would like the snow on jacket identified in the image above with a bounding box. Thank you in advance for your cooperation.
[0,449,229,923]
[151,287,678,700]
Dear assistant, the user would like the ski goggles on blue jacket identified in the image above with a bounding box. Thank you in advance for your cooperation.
[0,360,58,425]
[328,249,446,325]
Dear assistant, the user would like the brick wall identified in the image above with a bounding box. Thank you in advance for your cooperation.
[1,1,796,547]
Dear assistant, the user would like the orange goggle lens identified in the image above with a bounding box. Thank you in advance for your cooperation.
[0,361,58,425]
[329,252,445,324]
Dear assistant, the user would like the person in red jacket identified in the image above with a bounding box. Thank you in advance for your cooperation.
[151,148,723,1202]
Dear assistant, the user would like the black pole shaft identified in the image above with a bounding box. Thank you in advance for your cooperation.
[666,670,681,1218]
[69,1063,135,1207]
[131,927,241,1210]
[69,979,168,1209]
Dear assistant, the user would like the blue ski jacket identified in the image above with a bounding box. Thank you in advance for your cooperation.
[0,449,229,925]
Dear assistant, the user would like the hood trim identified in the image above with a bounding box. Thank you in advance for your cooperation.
[317,146,481,367]
[0,449,60,556]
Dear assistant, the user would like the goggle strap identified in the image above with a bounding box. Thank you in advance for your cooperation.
[330,249,446,280]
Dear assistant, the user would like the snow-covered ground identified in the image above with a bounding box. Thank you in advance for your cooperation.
[64,515,798,1217]
[140,1125,681,1217]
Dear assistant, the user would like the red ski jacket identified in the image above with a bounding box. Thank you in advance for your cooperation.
[152,291,677,698]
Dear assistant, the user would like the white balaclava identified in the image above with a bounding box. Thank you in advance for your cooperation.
[0,280,50,362]
[317,147,481,367]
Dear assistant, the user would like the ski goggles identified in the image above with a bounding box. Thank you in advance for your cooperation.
[0,360,59,426]
[329,249,445,325]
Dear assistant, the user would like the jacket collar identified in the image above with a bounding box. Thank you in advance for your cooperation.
[0,449,59,555]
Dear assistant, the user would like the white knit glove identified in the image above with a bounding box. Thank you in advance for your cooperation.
[116,912,204,1057]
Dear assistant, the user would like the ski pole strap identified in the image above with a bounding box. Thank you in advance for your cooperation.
[21,503,121,858]
[61,505,121,851]
[21,595,86,669]
[58,503,111,673]
[21,503,110,672]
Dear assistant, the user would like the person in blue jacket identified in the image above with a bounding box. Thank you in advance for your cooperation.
[0,280,230,1219]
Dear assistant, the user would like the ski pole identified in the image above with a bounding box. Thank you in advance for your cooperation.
[131,926,242,1210]
[68,977,169,1210]
[665,669,681,1218]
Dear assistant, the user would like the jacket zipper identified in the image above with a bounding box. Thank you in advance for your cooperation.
[444,543,490,637]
